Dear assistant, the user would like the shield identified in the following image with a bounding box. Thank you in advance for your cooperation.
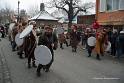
[9,23,15,30]
[19,25,33,38]
[56,27,64,34]
[15,33,24,46]
[34,45,52,65]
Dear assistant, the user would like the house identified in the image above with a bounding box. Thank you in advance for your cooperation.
[96,0,124,29]
[30,3,58,28]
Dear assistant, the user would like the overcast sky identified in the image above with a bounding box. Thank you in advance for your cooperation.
[0,0,95,13]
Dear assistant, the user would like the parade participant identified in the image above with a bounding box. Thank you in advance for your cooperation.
[37,26,58,76]
[16,24,24,59]
[70,25,81,52]
[22,22,30,58]
[11,23,18,51]
[58,32,68,49]
[87,33,96,57]
[27,21,37,68]
[95,29,106,60]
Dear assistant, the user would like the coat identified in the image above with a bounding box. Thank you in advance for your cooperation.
[38,32,58,51]
[95,33,105,55]
[58,33,66,44]
[70,31,81,48]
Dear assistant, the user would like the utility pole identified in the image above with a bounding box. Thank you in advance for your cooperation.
[17,1,20,22]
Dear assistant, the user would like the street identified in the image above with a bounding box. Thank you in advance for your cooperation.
[0,38,124,83]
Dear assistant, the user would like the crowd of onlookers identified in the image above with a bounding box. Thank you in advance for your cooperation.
[57,24,124,60]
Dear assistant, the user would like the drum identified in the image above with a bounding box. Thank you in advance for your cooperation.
[15,33,23,46]
[9,23,15,30]
[19,25,33,38]
[34,45,52,65]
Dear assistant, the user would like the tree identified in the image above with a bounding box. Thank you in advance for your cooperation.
[27,5,40,17]
[0,2,15,24]
[48,0,94,31]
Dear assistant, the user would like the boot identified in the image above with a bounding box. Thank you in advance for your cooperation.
[96,54,101,60]
[32,62,37,68]
[45,68,50,72]
[19,53,23,59]
[28,63,31,68]
[36,71,41,77]
[36,68,41,77]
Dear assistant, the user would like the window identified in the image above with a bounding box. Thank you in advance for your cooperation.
[106,0,113,11]
[113,0,119,10]
[99,0,124,12]
[119,0,124,10]
[99,0,106,12]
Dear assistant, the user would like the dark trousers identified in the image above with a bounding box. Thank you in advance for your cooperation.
[60,41,68,48]
[1,33,5,38]
[28,52,35,65]
[87,46,95,56]
[11,41,16,51]
[18,46,23,58]
[111,44,116,56]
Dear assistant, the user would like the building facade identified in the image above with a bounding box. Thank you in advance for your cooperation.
[77,14,95,25]
[96,0,124,29]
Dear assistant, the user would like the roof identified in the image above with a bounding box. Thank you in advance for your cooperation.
[58,17,77,24]
[30,11,58,21]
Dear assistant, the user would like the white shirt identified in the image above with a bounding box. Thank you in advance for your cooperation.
[87,36,96,46]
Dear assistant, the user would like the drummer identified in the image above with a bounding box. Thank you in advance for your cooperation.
[11,23,18,51]
[21,22,29,58]
[27,21,37,68]
[36,25,58,76]
[17,24,24,59]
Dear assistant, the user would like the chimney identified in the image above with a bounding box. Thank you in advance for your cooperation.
[40,3,45,11]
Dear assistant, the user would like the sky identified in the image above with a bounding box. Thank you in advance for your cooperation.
[0,0,95,14]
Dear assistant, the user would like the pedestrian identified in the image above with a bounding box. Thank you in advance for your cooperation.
[36,26,58,76]
[0,25,5,38]
[87,33,96,57]
[110,29,118,57]
[70,25,81,52]
[116,30,124,59]
[81,31,87,50]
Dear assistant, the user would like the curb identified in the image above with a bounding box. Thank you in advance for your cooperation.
[0,45,12,83]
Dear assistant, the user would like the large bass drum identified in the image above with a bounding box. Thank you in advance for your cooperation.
[15,33,24,46]
[34,45,52,65]
[19,25,33,38]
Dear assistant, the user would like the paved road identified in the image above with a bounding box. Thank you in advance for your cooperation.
[0,38,124,83]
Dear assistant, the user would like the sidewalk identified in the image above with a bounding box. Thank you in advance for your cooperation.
[0,56,3,83]
[0,38,12,83]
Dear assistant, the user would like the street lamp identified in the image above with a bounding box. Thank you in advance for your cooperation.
[17,1,20,22]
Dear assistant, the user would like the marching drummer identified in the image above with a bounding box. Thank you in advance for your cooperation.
[11,23,18,51]
[27,21,37,68]
[36,25,58,76]
[16,24,24,59]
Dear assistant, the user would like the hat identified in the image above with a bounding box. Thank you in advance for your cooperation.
[45,26,53,30]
